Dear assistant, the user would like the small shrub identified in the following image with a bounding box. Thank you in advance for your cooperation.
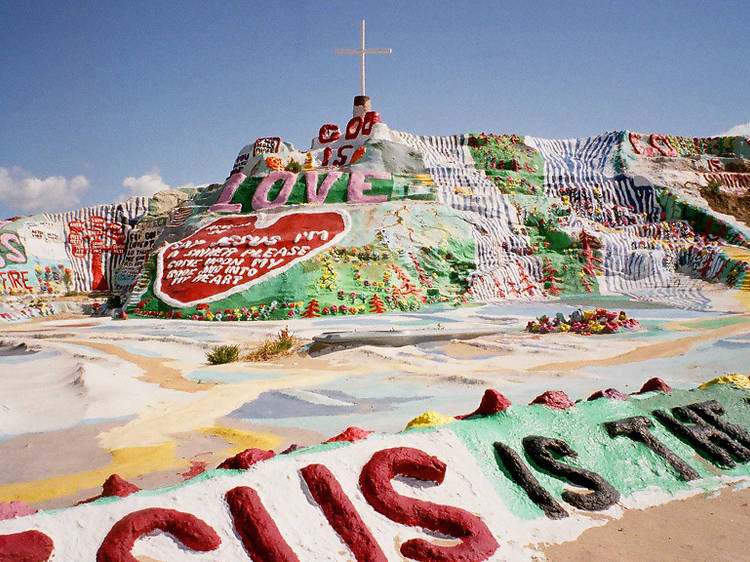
[206,344,240,365]
[244,326,299,362]
[701,179,721,197]
[285,159,302,173]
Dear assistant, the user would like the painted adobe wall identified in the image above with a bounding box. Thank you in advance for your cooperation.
[0,198,149,296]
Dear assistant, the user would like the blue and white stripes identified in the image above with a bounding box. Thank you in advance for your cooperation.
[44,197,149,292]
[525,133,731,310]
[526,134,660,224]
[392,130,542,301]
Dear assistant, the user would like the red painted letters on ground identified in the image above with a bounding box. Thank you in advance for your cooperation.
[359,447,500,561]
[301,463,387,562]
[317,112,380,144]
[0,270,33,291]
[96,507,221,562]
[225,486,300,562]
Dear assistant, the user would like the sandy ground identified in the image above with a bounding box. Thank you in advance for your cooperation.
[543,485,750,561]
[59,338,217,392]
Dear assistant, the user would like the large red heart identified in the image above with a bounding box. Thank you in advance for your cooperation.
[154,209,350,307]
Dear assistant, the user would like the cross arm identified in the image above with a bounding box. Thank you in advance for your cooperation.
[334,49,392,54]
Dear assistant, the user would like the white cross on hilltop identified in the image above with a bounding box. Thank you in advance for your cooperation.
[334,20,391,97]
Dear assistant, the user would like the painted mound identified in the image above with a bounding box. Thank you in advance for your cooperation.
[1,112,749,321]
[1,378,750,560]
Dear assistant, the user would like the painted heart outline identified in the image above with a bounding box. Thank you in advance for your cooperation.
[154,209,351,307]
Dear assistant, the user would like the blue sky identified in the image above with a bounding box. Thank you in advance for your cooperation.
[1,0,748,218]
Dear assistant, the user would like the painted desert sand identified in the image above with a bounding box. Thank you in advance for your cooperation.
[1,298,749,560]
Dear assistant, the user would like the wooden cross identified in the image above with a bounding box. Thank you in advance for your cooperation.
[334,20,391,96]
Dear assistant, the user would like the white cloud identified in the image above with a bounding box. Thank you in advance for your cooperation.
[0,166,91,214]
[122,171,170,197]
[121,170,196,199]
[720,121,750,136]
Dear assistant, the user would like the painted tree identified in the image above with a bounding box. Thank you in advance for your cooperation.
[514,259,538,296]
[505,278,520,297]
[388,264,426,302]
[541,257,564,296]
[67,216,126,291]
[576,229,602,294]
[301,299,320,318]
[580,274,593,293]
[577,229,603,276]
[369,293,386,313]
[408,252,433,287]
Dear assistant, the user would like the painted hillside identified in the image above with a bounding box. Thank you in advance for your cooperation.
[1,110,749,322]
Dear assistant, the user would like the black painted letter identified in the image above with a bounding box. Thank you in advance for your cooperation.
[688,400,750,449]
[653,401,750,468]
[522,436,620,511]
[604,416,699,481]
[493,441,568,519]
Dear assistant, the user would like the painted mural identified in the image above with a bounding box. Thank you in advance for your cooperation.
[0,114,748,321]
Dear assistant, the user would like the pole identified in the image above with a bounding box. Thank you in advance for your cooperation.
[360,20,366,96]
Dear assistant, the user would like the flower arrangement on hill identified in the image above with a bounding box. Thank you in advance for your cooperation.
[526,308,641,335]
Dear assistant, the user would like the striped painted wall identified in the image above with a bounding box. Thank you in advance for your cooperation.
[43,197,149,292]
[525,133,735,310]
[392,131,542,301]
